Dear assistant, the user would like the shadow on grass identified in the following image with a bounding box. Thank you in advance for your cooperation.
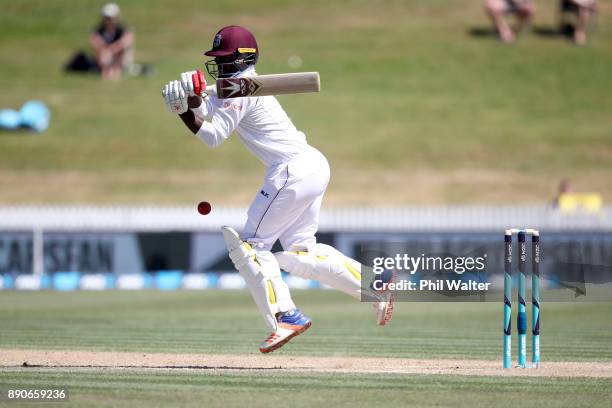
[468,25,574,42]
[532,26,562,37]
[533,25,579,42]
[467,26,498,38]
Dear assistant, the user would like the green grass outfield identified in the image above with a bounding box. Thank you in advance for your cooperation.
[1,0,611,205]
[1,291,612,407]
[1,370,611,408]
[1,291,612,359]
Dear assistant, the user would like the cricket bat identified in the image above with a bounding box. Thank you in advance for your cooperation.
[204,72,320,99]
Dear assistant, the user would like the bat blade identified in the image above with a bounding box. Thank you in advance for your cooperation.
[210,72,320,99]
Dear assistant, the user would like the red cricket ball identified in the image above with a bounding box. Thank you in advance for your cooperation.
[197,201,212,215]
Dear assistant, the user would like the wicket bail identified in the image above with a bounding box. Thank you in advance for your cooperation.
[503,228,540,369]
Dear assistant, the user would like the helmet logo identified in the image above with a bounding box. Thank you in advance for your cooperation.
[213,34,222,48]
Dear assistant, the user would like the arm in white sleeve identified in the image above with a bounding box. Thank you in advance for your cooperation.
[191,96,211,121]
[195,98,247,148]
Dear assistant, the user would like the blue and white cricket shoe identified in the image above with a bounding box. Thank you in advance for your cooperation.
[259,308,312,354]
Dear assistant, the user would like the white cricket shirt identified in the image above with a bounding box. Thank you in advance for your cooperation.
[194,67,309,168]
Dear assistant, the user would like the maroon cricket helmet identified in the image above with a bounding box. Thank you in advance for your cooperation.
[204,25,258,58]
[204,26,259,78]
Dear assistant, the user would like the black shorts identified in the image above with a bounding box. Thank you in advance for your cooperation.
[503,0,529,13]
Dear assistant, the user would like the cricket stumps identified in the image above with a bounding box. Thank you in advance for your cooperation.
[503,228,540,369]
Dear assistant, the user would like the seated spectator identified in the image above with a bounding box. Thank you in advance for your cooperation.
[552,178,573,208]
[483,0,536,43]
[561,0,597,45]
[89,3,134,80]
[552,178,603,212]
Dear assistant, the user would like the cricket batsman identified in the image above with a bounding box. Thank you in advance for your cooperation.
[161,25,393,353]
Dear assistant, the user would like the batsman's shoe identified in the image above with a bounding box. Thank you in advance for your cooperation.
[374,291,395,326]
[259,308,312,354]
[369,268,397,326]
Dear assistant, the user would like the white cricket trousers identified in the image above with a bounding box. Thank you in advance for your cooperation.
[241,146,330,251]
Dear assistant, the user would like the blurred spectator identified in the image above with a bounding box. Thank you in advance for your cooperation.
[483,0,536,43]
[552,178,574,208]
[552,179,603,212]
[89,3,134,80]
[560,0,597,45]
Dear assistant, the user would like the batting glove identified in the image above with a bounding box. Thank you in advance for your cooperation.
[180,69,207,97]
[162,80,188,114]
